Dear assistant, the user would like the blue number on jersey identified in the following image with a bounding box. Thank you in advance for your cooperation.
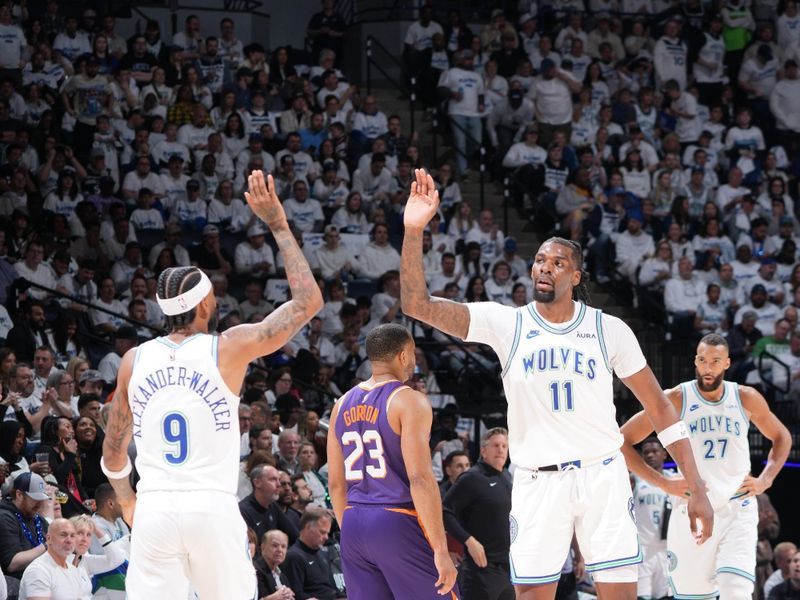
[703,438,728,459]
[162,412,189,465]
[549,380,574,412]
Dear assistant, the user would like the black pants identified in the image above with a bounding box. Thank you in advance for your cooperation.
[460,559,515,600]
[73,121,96,163]
[556,572,578,600]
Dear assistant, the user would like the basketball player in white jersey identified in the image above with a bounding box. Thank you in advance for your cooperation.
[400,169,714,600]
[633,438,672,600]
[621,334,791,600]
[101,171,323,600]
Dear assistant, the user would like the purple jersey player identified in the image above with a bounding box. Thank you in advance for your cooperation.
[328,324,459,600]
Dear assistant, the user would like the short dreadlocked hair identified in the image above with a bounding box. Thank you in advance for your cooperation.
[157,266,204,330]
[542,237,591,304]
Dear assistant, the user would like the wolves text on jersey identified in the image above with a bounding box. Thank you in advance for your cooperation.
[521,346,598,380]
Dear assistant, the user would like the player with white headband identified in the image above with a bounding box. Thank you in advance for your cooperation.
[101,171,324,600]
[621,333,791,600]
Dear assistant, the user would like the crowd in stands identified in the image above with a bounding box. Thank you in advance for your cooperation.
[0,0,797,597]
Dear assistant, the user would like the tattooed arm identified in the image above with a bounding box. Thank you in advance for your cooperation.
[221,171,324,365]
[401,169,470,339]
[101,348,137,526]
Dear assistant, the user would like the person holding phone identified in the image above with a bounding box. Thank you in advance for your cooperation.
[38,416,88,518]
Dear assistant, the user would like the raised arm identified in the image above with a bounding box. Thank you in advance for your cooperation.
[397,388,457,595]
[401,169,470,339]
[622,367,714,543]
[221,171,324,364]
[738,386,791,498]
[101,348,136,527]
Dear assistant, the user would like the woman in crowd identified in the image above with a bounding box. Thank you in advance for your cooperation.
[74,415,105,498]
[39,416,88,517]
[0,421,30,474]
[298,441,328,508]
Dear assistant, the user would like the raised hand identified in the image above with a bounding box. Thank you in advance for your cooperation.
[404,168,440,231]
[244,170,289,232]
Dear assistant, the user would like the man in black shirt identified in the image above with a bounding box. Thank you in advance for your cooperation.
[283,508,344,600]
[189,224,233,277]
[239,464,299,546]
[443,427,513,600]
[306,0,346,63]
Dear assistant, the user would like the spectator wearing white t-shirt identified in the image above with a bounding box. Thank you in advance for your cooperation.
[653,18,687,90]
[235,223,276,279]
[0,5,25,82]
[404,6,442,52]
[664,256,706,336]
[663,79,700,144]
[352,95,388,143]
[770,59,800,138]
[352,153,393,208]
[283,180,324,234]
[438,50,485,177]
[526,58,581,147]
[121,156,165,202]
[353,223,400,281]
[502,123,546,169]
[739,43,780,131]
[52,16,91,65]
[465,209,504,265]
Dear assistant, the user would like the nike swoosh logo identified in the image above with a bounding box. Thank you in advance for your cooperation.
[489,482,498,487]
[255,522,262,527]
[308,561,314,565]
[526,330,540,339]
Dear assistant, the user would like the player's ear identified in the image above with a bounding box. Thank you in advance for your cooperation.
[572,268,582,287]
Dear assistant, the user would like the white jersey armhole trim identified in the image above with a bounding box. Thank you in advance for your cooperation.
[595,310,612,374]
[679,382,687,420]
[732,382,749,423]
[385,384,411,421]
[500,310,523,378]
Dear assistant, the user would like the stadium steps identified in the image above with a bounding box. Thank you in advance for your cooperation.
[373,89,643,327]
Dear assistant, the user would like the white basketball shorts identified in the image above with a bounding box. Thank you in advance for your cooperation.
[126,491,257,600]
[638,542,669,600]
[509,452,641,585]
[666,495,757,599]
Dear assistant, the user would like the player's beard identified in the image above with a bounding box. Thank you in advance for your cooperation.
[533,289,555,303]
[695,370,723,392]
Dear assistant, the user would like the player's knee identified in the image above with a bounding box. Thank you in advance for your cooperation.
[717,572,754,600]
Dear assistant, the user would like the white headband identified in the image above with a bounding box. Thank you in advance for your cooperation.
[156,270,213,316]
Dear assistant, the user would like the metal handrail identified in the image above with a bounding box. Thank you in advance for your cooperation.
[759,350,791,395]
[365,35,417,140]
[432,109,486,210]
[408,320,496,381]
[23,279,165,334]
